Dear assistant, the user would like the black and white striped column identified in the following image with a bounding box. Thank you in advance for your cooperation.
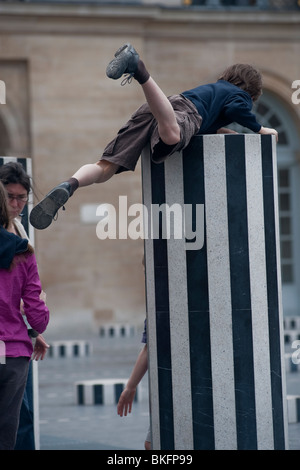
[142,134,288,450]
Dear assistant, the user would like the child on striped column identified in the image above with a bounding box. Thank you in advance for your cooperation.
[30,43,278,230]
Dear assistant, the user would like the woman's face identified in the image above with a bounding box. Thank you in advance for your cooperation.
[5,183,28,220]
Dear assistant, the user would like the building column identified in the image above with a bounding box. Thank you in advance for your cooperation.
[142,134,288,450]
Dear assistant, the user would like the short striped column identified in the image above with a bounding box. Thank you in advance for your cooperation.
[48,340,91,358]
[99,323,136,338]
[142,134,288,450]
[287,396,300,423]
[75,379,141,405]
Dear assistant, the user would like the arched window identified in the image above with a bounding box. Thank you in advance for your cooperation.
[229,91,300,317]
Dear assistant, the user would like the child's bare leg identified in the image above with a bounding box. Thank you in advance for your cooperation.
[72,160,119,187]
[30,160,119,230]
[140,77,180,146]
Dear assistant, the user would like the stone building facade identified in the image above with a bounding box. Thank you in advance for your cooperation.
[0,1,299,336]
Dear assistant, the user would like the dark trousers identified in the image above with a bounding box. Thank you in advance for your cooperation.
[15,361,35,450]
[0,357,30,450]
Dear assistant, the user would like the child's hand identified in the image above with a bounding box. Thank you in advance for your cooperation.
[117,387,136,417]
[216,127,238,134]
[32,334,50,361]
[258,126,278,142]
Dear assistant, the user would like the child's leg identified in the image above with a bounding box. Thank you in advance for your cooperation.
[30,160,119,230]
[72,160,119,187]
[107,43,181,147]
[140,77,181,146]
[30,44,180,230]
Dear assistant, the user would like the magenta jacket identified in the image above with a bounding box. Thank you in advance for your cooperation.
[0,251,49,358]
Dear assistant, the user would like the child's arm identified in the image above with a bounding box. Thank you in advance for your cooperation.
[117,344,148,417]
[217,127,238,134]
[258,126,278,142]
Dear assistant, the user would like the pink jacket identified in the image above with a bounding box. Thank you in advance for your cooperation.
[0,252,49,358]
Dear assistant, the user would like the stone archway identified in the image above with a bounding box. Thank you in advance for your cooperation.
[230,87,300,317]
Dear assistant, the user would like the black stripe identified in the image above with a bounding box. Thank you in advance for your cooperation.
[225,134,257,450]
[17,158,28,172]
[150,158,174,450]
[115,383,124,404]
[296,398,300,422]
[73,344,79,357]
[77,385,84,405]
[94,385,103,405]
[261,135,286,449]
[183,136,214,450]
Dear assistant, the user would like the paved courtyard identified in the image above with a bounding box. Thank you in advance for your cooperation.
[37,332,300,451]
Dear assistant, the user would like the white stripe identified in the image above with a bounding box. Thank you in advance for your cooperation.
[104,384,114,405]
[85,385,94,406]
[245,134,274,449]
[203,134,237,450]
[2,156,18,163]
[25,157,35,245]
[164,152,193,450]
[271,136,289,447]
[141,146,160,450]
[32,361,40,450]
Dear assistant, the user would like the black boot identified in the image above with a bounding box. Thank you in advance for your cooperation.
[106,43,140,80]
[29,182,71,230]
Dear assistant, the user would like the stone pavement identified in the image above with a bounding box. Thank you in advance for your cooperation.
[37,331,300,451]
[38,331,149,450]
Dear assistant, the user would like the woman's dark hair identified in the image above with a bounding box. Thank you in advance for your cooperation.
[219,63,263,102]
[0,181,10,228]
[0,162,31,194]
[0,180,34,261]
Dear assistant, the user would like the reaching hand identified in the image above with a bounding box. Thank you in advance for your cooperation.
[32,334,50,360]
[258,126,278,142]
[117,387,136,417]
[216,127,238,134]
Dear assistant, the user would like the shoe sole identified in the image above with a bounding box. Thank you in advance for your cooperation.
[29,187,69,230]
[114,44,128,58]
[106,43,138,80]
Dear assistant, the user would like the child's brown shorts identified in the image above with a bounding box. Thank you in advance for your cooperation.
[99,94,202,173]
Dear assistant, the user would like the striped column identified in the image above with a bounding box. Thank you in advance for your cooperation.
[142,134,288,450]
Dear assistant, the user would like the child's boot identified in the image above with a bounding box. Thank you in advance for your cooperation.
[106,43,150,85]
[30,182,74,230]
[106,43,139,80]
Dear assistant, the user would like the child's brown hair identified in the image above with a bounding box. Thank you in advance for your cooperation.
[219,63,262,102]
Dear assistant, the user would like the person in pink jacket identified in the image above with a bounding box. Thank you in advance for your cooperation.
[0,181,49,450]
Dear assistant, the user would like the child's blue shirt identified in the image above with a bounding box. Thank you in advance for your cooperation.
[182,80,261,134]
